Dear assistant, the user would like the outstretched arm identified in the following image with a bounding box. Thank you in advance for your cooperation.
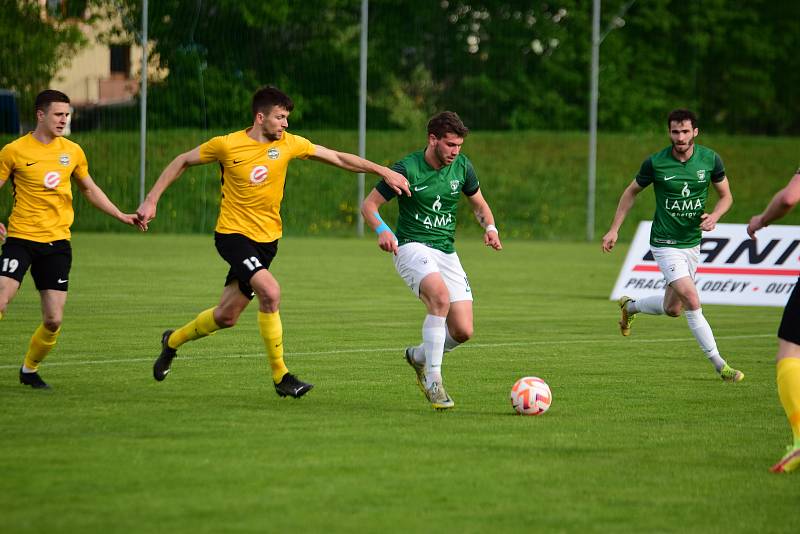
[75,175,145,230]
[700,177,733,231]
[602,180,644,252]
[467,189,502,251]
[747,171,800,238]
[361,189,398,254]
[136,146,204,226]
[310,145,411,197]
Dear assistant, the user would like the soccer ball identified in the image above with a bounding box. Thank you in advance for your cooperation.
[510,376,552,415]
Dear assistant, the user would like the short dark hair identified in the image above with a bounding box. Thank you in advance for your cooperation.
[35,90,70,113]
[252,86,293,117]
[427,111,469,139]
[667,109,697,128]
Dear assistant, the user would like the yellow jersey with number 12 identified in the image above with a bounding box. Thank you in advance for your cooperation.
[0,133,89,243]
[199,129,315,243]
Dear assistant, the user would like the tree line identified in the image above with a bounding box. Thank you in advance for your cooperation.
[3,0,800,134]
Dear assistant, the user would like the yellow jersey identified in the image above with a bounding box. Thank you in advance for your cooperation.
[199,129,315,242]
[0,133,89,243]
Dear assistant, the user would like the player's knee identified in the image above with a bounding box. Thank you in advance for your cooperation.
[664,304,682,317]
[214,309,240,328]
[452,326,473,343]
[253,284,280,310]
[428,294,450,315]
[42,317,62,331]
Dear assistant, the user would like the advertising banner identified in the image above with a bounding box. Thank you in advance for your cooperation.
[610,222,800,307]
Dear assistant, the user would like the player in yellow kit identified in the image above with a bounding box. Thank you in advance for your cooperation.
[136,85,410,398]
[0,90,143,388]
[747,169,800,473]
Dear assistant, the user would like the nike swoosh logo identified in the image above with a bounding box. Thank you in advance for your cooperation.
[26,162,37,166]
[663,175,677,181]
[414,185,428,191]
[233,159,243,164]
[57,278,68,283]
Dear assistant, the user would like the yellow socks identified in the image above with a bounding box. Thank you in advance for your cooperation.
[168,308,220,349]
[258,310,288,383]
[23,324,61,371]
[777,357,800,445]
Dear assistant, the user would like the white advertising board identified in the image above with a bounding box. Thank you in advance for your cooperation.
[610,222,800,307]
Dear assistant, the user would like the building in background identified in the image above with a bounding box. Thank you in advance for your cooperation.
[35,0,165,129]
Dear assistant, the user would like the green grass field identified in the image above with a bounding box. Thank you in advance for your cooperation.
[1,233,799,533]
[3,129,798,240]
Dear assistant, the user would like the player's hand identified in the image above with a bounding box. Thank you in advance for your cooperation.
[0,221,6,244]
[699,212,719,232]
[746,214,765,239]
[601,230,618,252]
[120,213,148,231]
[377,231,399,254]
[484,229,502,250]
[383,169,412,197]
[136,199,157,225]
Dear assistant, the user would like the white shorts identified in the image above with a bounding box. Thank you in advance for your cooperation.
[393,242,473,302]
[651,245,700,285]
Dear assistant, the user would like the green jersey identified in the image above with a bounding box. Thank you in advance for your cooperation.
[376,149,480,253]
[635,145,726,248]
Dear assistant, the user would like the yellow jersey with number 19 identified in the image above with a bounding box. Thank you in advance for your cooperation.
[0,133,89,243]
[199,129,315,243]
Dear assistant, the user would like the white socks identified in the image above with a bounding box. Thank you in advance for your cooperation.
[684,308,726,371]
[629,295,665,315]
[421,314,447,387]
[409,324,462,363]
[444,328,461,352]
[628,297,726,372]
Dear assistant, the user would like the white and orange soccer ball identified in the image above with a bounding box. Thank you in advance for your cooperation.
[510,376,552,415]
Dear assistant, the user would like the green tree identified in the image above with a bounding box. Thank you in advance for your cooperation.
[0,0,87,120]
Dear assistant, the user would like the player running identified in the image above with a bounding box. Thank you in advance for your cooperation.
[0,90,143,388]
[747,169,800,473]
[601,108,744,383]
[361,111,502,410]
[136,85,410,398]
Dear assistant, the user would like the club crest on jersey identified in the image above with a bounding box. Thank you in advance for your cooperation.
[267,148,280,160]
[59,154,70,166]
[696,169,706,181]
[250,165,269,185]
[44,171,61,189]
[450,180,459,193]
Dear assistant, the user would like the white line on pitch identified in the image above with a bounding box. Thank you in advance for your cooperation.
[0,333,775,370]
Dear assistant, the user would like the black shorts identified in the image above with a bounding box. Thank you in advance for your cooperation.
[214,232,278,299]
[0,237,72,291]
[778,277,800,344]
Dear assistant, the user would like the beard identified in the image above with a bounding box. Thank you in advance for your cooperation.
[435,147,455,166]
[672,138,694,153]
[263,125,283,142]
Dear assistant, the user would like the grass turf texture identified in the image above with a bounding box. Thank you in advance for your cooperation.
[2,130,799,240]
[1,233,799,533]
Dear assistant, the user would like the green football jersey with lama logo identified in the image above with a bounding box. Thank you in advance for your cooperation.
[635,145,726,248]
[375,149,480,253]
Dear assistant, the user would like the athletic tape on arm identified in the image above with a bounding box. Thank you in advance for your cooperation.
[373,212,397,240]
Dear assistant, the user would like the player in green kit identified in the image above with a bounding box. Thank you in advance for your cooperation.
[602,109,744,382]
[361,111,502,410]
